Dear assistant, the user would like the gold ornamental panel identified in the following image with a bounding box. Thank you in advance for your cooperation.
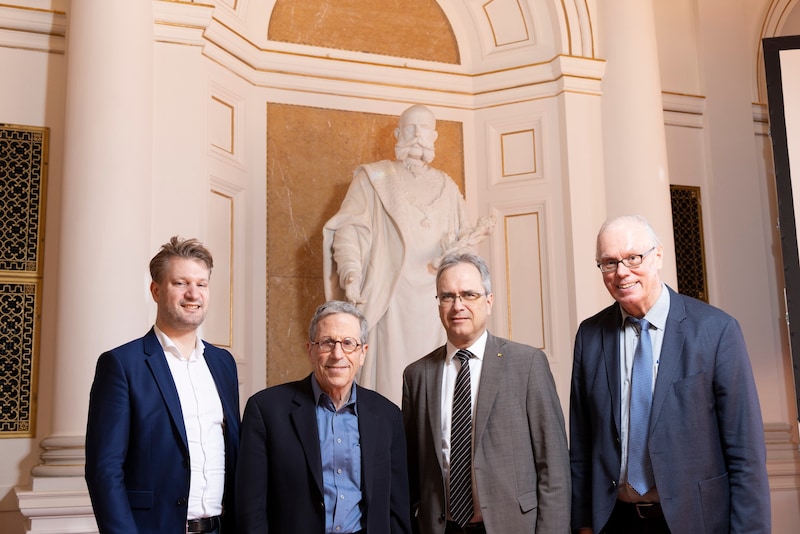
[0,123,48,437]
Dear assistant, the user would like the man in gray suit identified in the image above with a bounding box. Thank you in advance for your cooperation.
[402,252,571,534]
[570,215,770,533]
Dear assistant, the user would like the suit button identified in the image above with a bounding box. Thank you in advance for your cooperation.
[177,497,188,506]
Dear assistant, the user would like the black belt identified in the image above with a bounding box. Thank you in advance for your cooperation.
[187,516,221,533]
[445,520,486,534]
[617,501,664,520]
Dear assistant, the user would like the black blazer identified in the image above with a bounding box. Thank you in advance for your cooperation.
[236,374,412,533]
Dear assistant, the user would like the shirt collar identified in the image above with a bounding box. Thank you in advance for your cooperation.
[153,325,205,361]
[446,329,489,363]
[620,282,670,332]
[310,373,358,413]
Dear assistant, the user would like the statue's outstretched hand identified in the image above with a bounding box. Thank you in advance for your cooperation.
[343,272,367,305]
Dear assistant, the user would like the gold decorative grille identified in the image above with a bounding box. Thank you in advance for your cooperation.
[670,185,708,302]
[0,124,48,437]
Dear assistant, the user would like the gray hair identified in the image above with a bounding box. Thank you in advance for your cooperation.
[435,252,492,295]
[308,300,369,344]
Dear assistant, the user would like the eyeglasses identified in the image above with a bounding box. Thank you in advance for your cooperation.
[596,247,656,273]
[436,291,486,307]
[310,337,362,354]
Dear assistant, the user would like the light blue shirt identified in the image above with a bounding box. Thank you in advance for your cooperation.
[618,283,670,494]
[312,375,363,534]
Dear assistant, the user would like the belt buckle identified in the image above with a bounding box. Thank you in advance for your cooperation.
[186,516,219,533]
[634,503,655,519]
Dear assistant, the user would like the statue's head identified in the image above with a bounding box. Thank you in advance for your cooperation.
[394,104,438,164]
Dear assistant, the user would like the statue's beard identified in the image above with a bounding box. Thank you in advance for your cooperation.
[395,140,435,164]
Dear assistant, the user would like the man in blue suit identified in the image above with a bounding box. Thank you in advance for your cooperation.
[236,300,411,533]
[86,236,240,533]
[570,215,770,533]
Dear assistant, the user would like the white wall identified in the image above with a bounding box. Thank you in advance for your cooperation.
[0,37,65,533]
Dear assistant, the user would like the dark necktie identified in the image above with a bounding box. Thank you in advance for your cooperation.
[627,317,656,495]
[449,349,474,527]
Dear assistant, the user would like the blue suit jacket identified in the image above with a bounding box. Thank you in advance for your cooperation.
[235,374,412,534]
[85,328,240,533]
[569,287,770,533]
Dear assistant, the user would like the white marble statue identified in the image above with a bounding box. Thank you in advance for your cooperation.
[323,104,493,405]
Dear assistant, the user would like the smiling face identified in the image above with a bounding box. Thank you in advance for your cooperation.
[437,262,494,348]
[596,218,663,318]
[307,312,367,401]
[150,257,210,337]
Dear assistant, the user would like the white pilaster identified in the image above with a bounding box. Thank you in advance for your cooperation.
[16,1,154,531]
[597,0,677,286]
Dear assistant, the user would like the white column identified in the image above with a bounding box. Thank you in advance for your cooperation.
[17,1,153,531]
[597,0,677,286]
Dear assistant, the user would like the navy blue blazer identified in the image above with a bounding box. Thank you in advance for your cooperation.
[569,287,770,533]
[236,374,412,534]
[85,328,240,533]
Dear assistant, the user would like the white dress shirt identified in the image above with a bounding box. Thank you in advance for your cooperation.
[156,326,226,521]
[440,330,488,522]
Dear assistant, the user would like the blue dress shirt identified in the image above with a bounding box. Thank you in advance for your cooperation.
[312,376,364,534]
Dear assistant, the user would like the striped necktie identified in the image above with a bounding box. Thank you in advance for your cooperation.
[449,349,474,527]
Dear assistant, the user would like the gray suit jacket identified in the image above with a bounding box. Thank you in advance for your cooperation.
[402,333,571,534]
[569,287,770,533]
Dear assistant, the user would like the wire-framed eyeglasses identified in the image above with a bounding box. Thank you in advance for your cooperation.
[310,337,362,354]
[435,291,486,307]
[596,247,656,273]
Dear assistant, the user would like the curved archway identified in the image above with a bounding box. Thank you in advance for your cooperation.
[757,0,800,102]
[268,0,460,64]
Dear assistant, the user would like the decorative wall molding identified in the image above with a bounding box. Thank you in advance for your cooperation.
[0,4,65,54]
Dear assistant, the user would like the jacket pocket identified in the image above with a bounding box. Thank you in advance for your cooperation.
[127,490,154,510]
[517,490,538,513]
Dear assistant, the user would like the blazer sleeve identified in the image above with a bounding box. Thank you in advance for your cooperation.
[85,351,137,533]
[236,394,271,533]
[714,317,770,531]
[527,349,572,533]
[388,404,413,534]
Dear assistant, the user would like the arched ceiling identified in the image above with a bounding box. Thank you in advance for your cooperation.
[268,0,460,64]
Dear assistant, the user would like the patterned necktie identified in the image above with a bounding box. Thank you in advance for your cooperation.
[449,349,474,527]
[627,317,656,495]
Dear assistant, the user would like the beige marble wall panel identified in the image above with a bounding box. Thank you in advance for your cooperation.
[268,0,459,64]
[266,103,464,385]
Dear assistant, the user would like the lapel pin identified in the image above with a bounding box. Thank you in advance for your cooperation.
[497,353,503,358]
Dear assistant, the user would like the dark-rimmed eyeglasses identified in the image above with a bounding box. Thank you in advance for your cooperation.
[310,337,362,354]
[596,247,656,273]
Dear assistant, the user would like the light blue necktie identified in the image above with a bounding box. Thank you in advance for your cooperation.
[627,317,656,495]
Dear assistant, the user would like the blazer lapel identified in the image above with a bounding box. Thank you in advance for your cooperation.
[204,348,238,431]
[357,394,379,501]
[649,289,686,431]
[424,347,446,473]
[290,376,324,496]
[474,334,503,446]
[143,329,189,453]
[601,308,623,439]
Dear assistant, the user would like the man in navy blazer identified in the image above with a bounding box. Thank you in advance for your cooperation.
[236,300,411,533]
[570,215,770,533]
[86,237,240,533]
